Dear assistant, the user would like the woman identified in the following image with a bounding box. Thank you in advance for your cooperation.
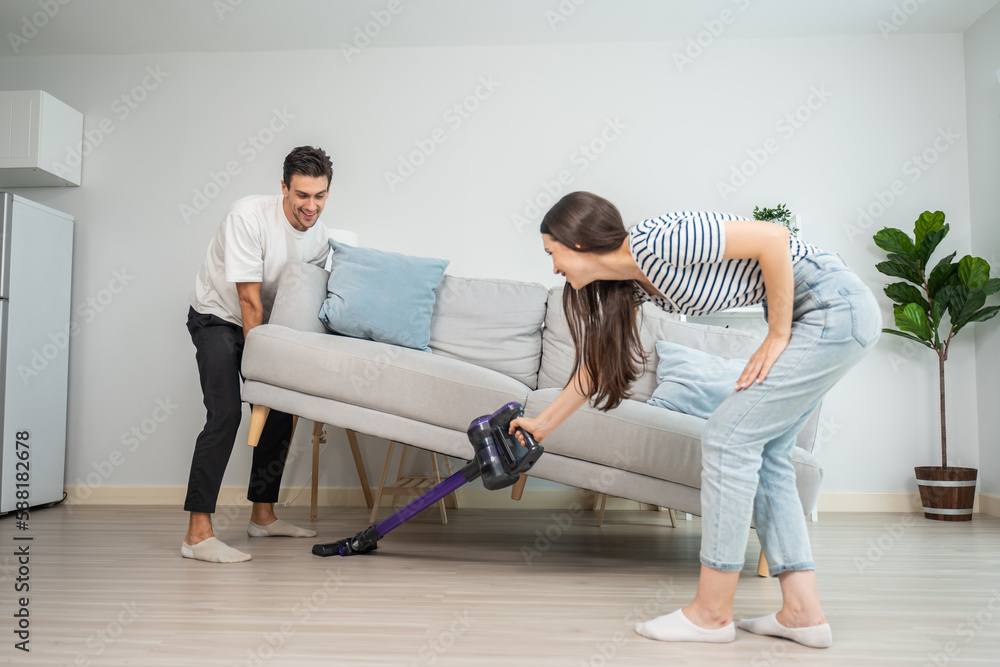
[510,191,880,648]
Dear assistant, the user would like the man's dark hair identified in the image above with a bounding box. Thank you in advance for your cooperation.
[283,146,333,188]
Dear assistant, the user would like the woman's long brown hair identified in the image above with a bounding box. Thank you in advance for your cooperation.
[541,192,646,411]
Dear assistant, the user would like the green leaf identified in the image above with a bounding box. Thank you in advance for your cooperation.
[894,303,933,341]
[881,328,935,349]
[947,286,987,331]
[915,225,949,269]
[884,282,929,310]
[983,278,1000,296]
[963,305,1000,325]
[879,261,924,285]
[952,291,988,336]
[927,256,959,298]
[957,255,990,289]
[876,259,923,285]
[932,285,954,333]
[914,211,945,247]
[874,228,919,263]
[887,252,921,271]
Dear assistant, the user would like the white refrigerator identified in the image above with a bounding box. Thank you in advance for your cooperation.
[0,193,74,513]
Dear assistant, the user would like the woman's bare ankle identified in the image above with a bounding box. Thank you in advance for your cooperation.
[683,604,733,629]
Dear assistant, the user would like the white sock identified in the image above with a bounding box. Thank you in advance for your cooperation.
[737,613,832,648]
[181,537,251,563]
[247,519,317,538]
[635,609,735,643]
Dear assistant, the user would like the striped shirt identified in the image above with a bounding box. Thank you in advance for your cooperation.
[628,211,820,316]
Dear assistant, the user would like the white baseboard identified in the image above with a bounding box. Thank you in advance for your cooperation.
[60,485,656,511]
[60,486,998,516]
[980,493,1000,517]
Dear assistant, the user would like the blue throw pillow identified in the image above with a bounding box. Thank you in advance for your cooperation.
[318,240,450,351]
[647,340,746,419]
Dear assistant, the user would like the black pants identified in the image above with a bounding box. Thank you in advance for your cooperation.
[184,307,294,513]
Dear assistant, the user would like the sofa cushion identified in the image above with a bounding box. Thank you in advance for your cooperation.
[429,276,549,389]
[318,240,449,351]
[524,388,706,489]
[647,340,745,419]
[242,324,530,433]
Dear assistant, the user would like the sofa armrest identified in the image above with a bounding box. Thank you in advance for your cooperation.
[268,261,330,334]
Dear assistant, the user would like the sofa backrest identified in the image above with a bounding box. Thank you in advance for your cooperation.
[428,275,549,389]
[539,286,763,403]
[271,262,549,388]
[269,261,331,334]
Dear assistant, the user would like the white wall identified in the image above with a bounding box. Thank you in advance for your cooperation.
[965,5,1000,497]
[0,32,975,501]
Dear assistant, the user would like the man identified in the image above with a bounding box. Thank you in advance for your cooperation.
[182,146,333,563]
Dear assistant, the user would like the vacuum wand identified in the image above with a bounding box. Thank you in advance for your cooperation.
[312,402,541,557]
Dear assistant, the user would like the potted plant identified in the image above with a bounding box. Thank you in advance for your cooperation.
[753,203,800,235]
[873,211,1000,521]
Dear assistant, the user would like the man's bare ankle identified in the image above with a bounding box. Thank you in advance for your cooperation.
[185,531,214,545]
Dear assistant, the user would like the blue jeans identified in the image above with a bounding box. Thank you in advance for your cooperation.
[699,253,881,576]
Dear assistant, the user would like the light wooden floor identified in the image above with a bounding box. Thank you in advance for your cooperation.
[3,505,999,666]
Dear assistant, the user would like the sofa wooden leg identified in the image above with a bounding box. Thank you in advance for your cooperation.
[309,421,325,522]
[596,493,608,527]
[668,508,677,528]
[370,442,396,523]
[510,474,528,501]
[756,551,769,578]
[247,405,270,447]
[444,457,459,509]
[431,453,448,525]
[345,429,373,509]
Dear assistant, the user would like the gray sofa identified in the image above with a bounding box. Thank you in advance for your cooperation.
[240,260,824,525]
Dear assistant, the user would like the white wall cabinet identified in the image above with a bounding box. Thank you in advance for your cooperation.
[0,90,83,187]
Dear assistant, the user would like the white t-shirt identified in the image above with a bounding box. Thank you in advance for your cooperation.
[190,194,331,326]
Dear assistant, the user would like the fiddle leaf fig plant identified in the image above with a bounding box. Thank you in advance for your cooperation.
[873,211,1000,468]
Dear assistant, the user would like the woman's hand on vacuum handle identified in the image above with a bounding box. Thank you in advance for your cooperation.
[509,416,548,444]
[509,365,592,444]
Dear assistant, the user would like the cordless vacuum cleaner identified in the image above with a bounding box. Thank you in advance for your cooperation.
[312,401,542,557]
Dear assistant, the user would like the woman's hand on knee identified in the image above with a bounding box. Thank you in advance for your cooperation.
[736,333,790,390]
